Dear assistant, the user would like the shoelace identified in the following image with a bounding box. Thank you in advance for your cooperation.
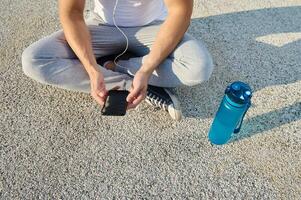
[146,92,169,111]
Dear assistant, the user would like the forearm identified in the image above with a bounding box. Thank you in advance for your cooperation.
[60,12,98,76]
[140,11,191,74]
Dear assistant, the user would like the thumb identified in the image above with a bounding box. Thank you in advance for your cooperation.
[126,86,139,103]
[97,84,107,98]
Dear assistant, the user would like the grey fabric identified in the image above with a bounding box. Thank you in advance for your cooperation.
[22,12,214,93]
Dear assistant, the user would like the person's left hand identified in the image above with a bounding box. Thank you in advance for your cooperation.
[126,69,152,110]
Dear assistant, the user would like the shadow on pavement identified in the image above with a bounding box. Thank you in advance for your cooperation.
[232,101,301,142]
[181,6,301,139]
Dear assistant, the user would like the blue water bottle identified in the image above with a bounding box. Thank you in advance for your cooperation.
[208,81,252,145]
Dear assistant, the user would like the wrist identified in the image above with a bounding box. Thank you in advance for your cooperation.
[139,64,154,76]
[86,64,101,77]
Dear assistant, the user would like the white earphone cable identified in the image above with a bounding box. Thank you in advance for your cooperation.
[112,0,129,68]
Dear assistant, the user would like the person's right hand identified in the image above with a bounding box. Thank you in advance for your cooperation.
[89,69,108,106]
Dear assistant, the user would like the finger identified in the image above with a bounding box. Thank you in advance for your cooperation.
[92,93,105,106]
[126,88,140,103]
[97,83,108,97]
[131,93,145,107]
[127,103,136,110]
[126,91,146,110]
[98,91,108,99]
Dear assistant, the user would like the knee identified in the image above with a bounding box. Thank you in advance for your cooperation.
[189,50,214,85]
[180,40,214,86]
[22,45,48,84]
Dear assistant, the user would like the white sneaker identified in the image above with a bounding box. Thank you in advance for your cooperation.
[146,85,182,121]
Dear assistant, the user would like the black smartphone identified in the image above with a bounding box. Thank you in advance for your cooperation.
[101,90,129,116]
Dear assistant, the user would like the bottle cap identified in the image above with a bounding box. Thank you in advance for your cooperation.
[225,81,252,104]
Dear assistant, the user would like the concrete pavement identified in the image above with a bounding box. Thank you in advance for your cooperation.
[1,0,300,198]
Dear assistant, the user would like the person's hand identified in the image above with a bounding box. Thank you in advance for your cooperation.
[126,69,152,110]
[89,68,108,106]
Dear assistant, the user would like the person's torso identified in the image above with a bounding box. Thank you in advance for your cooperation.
[94,0,168,27]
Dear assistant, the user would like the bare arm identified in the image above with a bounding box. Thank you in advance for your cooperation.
[126,0,193,109]
[59,0,107,105]
[59,0,98,74]
[140,0,193,74]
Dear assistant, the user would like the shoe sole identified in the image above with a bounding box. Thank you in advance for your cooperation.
[164,88,183,121]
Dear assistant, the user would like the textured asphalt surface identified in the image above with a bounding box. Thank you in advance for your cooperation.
[1,0,301,199]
